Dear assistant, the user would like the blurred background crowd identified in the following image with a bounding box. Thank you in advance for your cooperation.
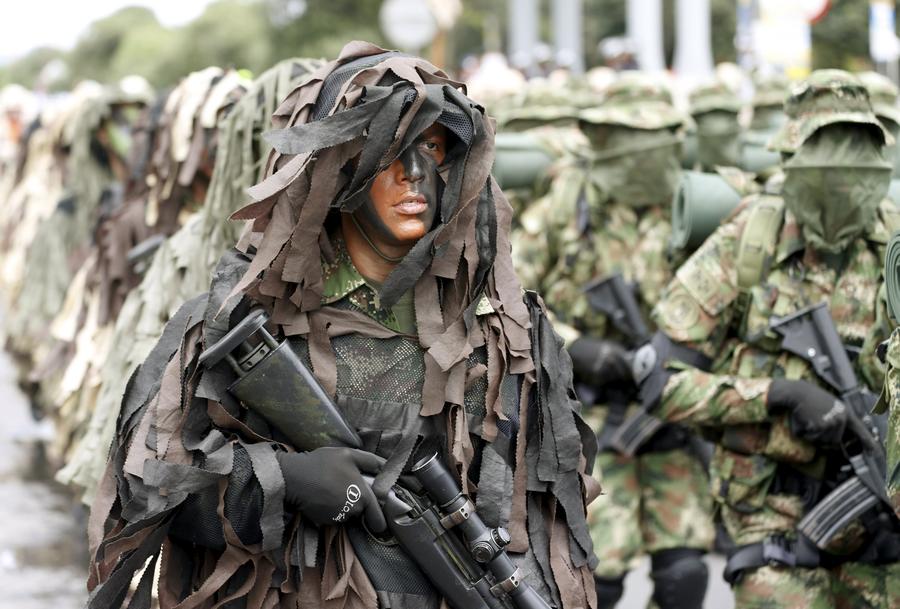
[0,1,898,608]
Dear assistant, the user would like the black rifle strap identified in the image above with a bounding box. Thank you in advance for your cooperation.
[723,536,819,585]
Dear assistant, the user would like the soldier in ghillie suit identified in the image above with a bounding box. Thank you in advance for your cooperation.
[86,43,598,609]
[513,74,715,609]
[629,70,900,607]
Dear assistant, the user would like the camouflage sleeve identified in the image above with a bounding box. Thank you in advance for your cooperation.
[660,366,771,426]
[881,327,900,518]
[652,209,773,428]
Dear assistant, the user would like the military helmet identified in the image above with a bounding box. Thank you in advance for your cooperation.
[768,69,892,153]
[859,70,900,126]
[751,72,790,109]
[689,81,742,116]
[578,71,685,130]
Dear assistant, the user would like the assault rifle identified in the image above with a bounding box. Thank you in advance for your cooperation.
[769,303,898,551]
[583,273,665,455]
[199,309,550,609]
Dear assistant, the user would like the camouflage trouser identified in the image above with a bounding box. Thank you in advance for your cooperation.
[588,448,715,577]
[732,561,900,609]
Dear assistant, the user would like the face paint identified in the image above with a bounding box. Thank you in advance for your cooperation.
[350,123,447,257]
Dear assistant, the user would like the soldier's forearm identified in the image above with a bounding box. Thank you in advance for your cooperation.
[659,368,771,427]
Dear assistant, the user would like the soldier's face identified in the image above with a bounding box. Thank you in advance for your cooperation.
[354,124,447,246]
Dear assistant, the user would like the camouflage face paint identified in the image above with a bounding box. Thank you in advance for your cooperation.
[351,125,446,256]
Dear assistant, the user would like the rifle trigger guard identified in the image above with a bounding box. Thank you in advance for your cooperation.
[440,499,475,529]
[490,567,523,595]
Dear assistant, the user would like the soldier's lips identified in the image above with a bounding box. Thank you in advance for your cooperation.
[394,196,428,215]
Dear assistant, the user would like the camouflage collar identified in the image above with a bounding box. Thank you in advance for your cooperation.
[775,200,894,264]
[321,233,495,326]
[321,234,367,304]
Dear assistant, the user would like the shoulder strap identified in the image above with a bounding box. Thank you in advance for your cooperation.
[736,195,785,293]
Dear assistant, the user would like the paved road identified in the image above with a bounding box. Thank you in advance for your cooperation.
[0,347,87,609]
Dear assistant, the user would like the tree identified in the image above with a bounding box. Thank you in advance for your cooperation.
[67,6,161,84]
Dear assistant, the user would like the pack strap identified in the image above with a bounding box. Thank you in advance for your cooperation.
[736,195,785,293]
[724,535,819,585]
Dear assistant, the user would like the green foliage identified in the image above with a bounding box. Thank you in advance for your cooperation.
[265,0,384,62]
[176,1,273,74]
[67,6,161,85]
[0,47,66,89]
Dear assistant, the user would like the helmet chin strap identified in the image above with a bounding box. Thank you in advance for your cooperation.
[350,212,405,263]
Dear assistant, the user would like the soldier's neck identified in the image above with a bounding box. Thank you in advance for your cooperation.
[340,214,408,283]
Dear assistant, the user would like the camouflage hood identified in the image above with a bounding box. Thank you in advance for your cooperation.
[783,122,892,254]
[228,40,534,424]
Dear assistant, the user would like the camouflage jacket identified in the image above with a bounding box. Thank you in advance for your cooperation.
[512,161,673,342]
[322,234,494,334]
[651,195,897,539]
[653,196,897,427]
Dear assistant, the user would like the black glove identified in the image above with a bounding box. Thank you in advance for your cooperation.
[276,447,387,532]
[568,336,633,389]
[766,379,847,446]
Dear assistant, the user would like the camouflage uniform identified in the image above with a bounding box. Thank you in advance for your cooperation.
[514,74,716,591]
[652,71,900,608]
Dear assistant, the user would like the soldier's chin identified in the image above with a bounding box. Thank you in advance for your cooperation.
[389,218,429,244]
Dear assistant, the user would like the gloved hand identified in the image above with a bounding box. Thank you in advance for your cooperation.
[276,447,387,532]
[766,379,847,446]
[568,336,634,389]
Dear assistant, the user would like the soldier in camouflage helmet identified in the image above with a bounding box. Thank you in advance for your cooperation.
[689,80,743,171]
[749,72,790,133]
[860,71,900,177]
[513,72,716,609]
[623,69,900,607]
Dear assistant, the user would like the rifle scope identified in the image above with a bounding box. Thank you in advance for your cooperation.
[412,453,552,609]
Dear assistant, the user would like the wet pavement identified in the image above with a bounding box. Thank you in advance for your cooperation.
[0,347,87,609]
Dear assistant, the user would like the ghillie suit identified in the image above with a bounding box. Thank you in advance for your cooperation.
[52,69,249,493]
[87,43,598,609]
[63,59,319,504]
[5,80,153,400]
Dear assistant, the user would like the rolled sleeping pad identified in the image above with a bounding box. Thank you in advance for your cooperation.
[670,170,743,253]
[885,230,900,322]
[740,133,781,174]
[492,132,554,190]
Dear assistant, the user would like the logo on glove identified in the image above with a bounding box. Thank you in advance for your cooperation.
[333,484,362,523]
